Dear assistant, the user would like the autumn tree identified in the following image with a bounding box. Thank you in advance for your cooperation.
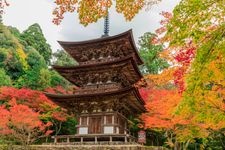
[52,0,163,26]
[0,99,53,147]
[0,86,76,144]
[161,0,225,135]
[141,0,225,148]
[141,89,180,147]
[139,1,225,147]
[1,0,164,26]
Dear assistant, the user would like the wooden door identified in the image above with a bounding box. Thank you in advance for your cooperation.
[89,116,102,134]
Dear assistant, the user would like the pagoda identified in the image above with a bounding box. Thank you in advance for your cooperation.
[45,30,145,144]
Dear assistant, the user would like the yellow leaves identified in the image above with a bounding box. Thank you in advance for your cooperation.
[78,0,112,26]
[52,0,78,25]
[52,0,164,26]
[145,68,175,86]
[16,46,29,70]
[16,47,26,61]
[207,60,225,85]
[116,0,144,21]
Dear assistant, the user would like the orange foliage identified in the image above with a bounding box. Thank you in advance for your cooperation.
[52,111,67,122]
[0,99,53,144]
[140,88,188,129]
[0,105,11,135]
[0,86,55,112]
[52,0,147,26]
[0,86,70,139]
[145,68,175,86]
[9,98,49,132]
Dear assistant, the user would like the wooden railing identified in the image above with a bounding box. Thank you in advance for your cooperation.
[51,134,137,145]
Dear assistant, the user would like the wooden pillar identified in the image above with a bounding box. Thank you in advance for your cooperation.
[125,136,127,143]
[95,136,98,144]
[104,115,106,124]
[87,116,89,125]
[79,117,81,125]
[112,114,114,134]
[54,137,57,144]
[112,115,115,124]
[109,136,112,143]
[124,121,127,134]
[81,137,83,144]
[67,137,70,143]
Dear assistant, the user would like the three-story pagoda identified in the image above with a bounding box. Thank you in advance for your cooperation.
[45,30,145,143]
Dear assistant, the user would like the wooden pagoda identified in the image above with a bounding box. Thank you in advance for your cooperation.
[45,30,145,144]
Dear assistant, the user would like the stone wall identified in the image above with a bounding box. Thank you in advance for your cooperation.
[0,145,167,150]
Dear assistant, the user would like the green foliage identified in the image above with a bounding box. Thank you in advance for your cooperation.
[50,70,71,88]
[0,48,8,67]
[16,68,51,90]
[138,32,169,74]
[0,69,11,86]
[169,0,225,128]
[20,23,52,65]
[39,68,51,89]
[0,24,17,48]
[26,46,46,69]
[50,50,76,88]
[52,49,77,66]
[0,24,27,80]
[7,26,21,39]
[167,0,225,47]
[0,23,70,89]
[59,117,77,135]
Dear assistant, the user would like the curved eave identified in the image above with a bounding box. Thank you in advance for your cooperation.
[58,29,143,65]
[45,86,133,99]
[53,55,141,74]
[133,88,146,105]
[45,86,146,112]
[58,30,132,46]
[52,56,143,87]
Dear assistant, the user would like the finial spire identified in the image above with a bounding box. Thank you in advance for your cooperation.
[102,9,109,37]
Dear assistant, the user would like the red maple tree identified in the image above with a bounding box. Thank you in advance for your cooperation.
[0,86,70,144]
[0,98,52,145]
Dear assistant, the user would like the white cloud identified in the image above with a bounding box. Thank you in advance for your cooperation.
[3,0,180,52]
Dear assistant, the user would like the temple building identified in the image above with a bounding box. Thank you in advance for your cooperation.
[45,30,145,144]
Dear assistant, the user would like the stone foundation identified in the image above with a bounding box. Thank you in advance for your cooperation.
[0,145,167,150]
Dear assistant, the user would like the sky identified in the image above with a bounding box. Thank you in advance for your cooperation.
[3,0,180,52]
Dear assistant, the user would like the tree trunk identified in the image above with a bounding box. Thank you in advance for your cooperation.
[27,132,31,145]
[183,140,191,150]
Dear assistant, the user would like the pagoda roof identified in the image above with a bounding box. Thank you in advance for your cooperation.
[58,29,143,65]
[52,56,143,88]
[45,87,145,114]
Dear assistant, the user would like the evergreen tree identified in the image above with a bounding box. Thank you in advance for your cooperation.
[21,23,52,65]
